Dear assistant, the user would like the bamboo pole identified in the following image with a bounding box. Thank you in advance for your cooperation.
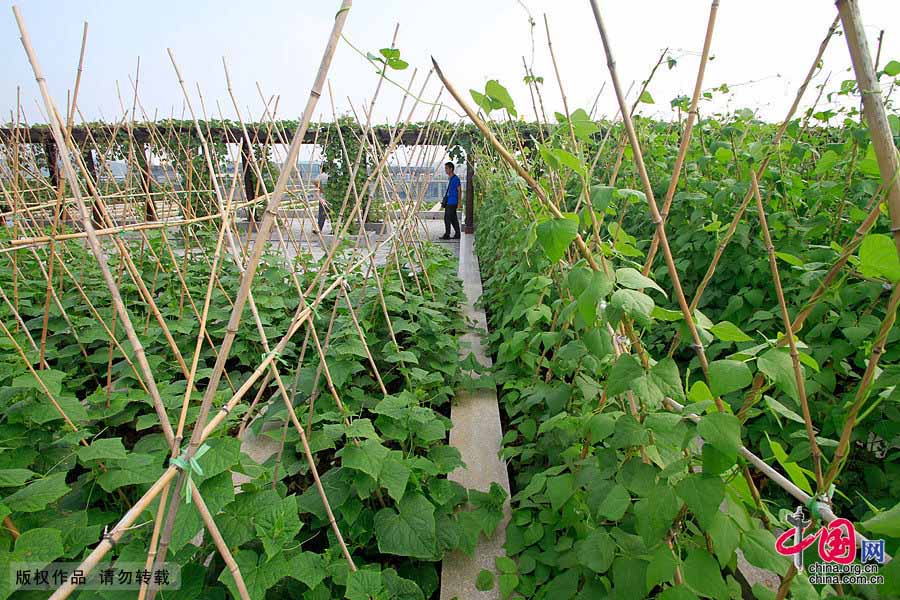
[837,0,900,257]
[588,0,716,394]
[12,5,177,449]
[642,0,718,275]
[749,171,824,491]
[666,15,841,356]
[146,3,353,586]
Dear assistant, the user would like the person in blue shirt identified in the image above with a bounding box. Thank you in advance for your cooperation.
[440,161,461,240]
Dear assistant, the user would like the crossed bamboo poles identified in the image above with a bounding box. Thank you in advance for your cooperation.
[5,0,898,597]
[2,2,476,598]
[434,0,897,592]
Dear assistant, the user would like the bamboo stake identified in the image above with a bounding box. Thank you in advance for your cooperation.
[588,0,716,395]
[12,5,177,451]
[188,487,251,600]
[822,282,900,490]
[642,0,718,275]
[837,0,900,258]
[666,15,841,356]
[749,171,824,491]
[148,3,353,584]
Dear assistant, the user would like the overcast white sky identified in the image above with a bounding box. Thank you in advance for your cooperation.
[1,0,898,127]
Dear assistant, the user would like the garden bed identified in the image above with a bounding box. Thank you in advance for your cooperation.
[0,230,504,599]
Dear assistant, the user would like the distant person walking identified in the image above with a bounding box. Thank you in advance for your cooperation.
[440,161,461,240]
[313,171,329,234]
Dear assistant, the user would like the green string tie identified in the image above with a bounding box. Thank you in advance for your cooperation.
[805,484,835,521]
[170,443,210,505]
[262,350,287,369]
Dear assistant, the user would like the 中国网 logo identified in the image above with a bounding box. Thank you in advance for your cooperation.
[774,506,886,586]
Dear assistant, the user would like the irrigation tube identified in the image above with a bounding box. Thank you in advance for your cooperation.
[662,397,892,562]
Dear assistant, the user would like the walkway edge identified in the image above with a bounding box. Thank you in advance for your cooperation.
[440,234,512,600]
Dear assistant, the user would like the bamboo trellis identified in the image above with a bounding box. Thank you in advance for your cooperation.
[0,2,476,598]
[431,0,896,595]
[2,0,898,598]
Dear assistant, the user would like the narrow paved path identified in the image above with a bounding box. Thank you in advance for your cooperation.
[440,233,511,600]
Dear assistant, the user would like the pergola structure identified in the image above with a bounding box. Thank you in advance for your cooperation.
[0,124,477,233]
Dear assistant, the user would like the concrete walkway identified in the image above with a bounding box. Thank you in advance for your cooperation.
[440,233,511,600]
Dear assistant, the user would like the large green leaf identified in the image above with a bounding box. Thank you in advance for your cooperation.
[609,414,649,449]
[546,473,575,511]
[697,412,741,461]
[884,60,900,77]
[536,216,579,262]
[2,472,70,512]
[650,358,685,402]
[9,527,64,564]
[218,549,290,600]
[595,483,630,520]
[170,471,235,552]
[380,453,411,503]
[859,233,900,281]
[11,369,67,397]
[346,568,385,600]
[0,469,36,488]
[675,473,724,530]
[577,528,615,574]
[590,185,616,211]
[612,557,648,600]
[297,468,352,520]
[646,544,677,589]
[708,360,752,397]
[374,493,437,559]
[96,453,161,492]
[0,527,65,600]
[861,501,900,537]
[757,348,801,402]
[635,487,680,546]
[607,354,643,397]
[485,79,517,116]
[470,89,501,113]
[570,108,600,140]
[255,494,303,561]
[219,488,284,549]
[288,551,327,590]
[610,289,655,326]
[342,439,390,481]
[615,267,667,297]
[77,437,127,462]
[549,148,586,176]
[384,569,426,600]
[708,511,740,567]
[709,321,753,343]
[740,529,790,573]
[683,549,728,599]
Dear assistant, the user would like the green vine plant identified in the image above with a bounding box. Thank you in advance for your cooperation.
[459,61,900,599]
